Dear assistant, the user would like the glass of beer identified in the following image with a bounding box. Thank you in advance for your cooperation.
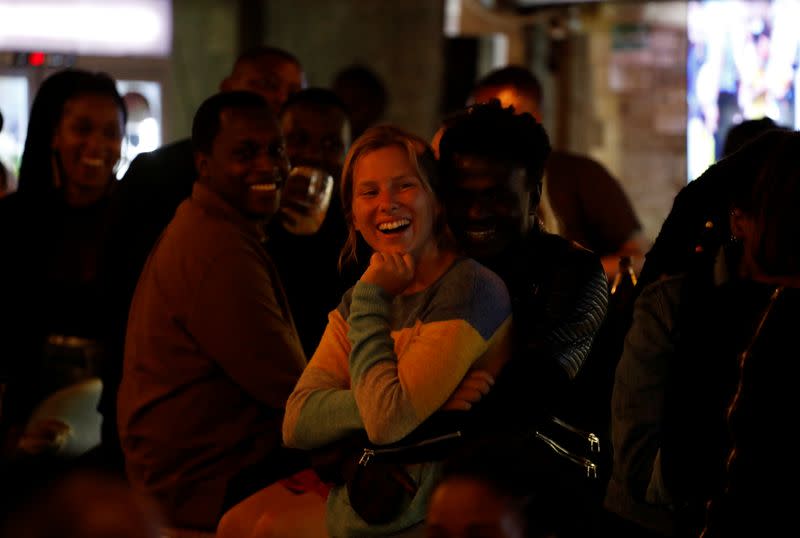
[280,166,334,235]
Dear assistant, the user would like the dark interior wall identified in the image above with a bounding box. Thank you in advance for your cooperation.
[167,0,446,145]
[165,1,687,242]
[261,0,445,140]
[169,0,239,141]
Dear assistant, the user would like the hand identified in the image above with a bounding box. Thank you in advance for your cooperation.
[17,418,71,455]
[360,252,415,296]
[442,369,495,411]
[280,197,323,235]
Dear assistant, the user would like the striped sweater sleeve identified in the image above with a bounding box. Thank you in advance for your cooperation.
[348,272,511,445]
[282,310,363,449]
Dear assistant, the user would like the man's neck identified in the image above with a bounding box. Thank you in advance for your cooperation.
[473,234,532,284]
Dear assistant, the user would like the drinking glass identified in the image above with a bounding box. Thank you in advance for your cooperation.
[280,166,334,235]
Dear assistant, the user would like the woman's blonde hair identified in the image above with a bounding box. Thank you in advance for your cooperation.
[339,124,452,268]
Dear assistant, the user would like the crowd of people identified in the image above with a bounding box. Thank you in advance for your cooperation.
[0,43,795,538]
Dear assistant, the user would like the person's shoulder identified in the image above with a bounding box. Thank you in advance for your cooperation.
[120,138,195,184]
[428,258,511,334]
[454,256,506,285]
[634,273,688,323]
[547,150,611,176]
[136,138,193,163]
[334,285,356,322]
[0,191,37,225]
[156,198,234,252]
[672,158,732,210]
[440,257,510,303]
[114,138,196,213]
[638,273,686,301]
[150,202,268,291]
[524,232,608,303]
[0,191,21,212]
[530,230,602,268]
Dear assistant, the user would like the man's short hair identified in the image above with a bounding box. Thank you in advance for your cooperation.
[234,46,301,69]
[722,117,784,158]
[473,65,543,105]
[332,65,388,111]
[192,91,274,154]
[438,100,551,191]
[279,87,350,118]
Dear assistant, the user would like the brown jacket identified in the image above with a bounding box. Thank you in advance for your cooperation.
[117,183,306,529]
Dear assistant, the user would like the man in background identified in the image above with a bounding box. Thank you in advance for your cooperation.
[271,87,356,357]
[468,65,649,280]
[331,64,388,140]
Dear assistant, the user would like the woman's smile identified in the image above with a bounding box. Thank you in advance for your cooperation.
[352,145,437,258]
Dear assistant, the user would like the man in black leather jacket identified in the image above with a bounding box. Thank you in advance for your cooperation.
[437,101,608,427]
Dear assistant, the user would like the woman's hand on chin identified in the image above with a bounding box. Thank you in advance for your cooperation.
[361,252,415,296]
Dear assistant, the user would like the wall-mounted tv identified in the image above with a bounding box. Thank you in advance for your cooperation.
[687,0,800,181]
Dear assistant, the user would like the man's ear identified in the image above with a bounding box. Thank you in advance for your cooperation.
[194,152,209,180]
[729,207,748,239]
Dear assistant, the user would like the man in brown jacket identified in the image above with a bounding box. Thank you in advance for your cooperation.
[117,91,306,532]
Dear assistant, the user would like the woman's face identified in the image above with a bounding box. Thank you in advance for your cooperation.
[52,92,124,199]
[351,145,438,259]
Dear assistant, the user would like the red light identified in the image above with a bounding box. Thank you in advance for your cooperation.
[28,51,45,67]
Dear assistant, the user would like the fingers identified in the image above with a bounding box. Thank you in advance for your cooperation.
[441,388,488,411]
[461,370,494,394]
[441,399,473,412]
[441,369,496,412]
[458,378,492,398]
[362,251,415,296]
[400,252,414,270]
[369,252,414,275]
[385,252,414,276]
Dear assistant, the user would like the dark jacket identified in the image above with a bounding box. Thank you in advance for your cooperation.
[98,139,197,447]
[0,187,114,426]
[662,279,794,537]
[475,228,609,426]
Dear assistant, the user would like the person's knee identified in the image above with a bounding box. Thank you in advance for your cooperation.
[249,495,327,538]
[216,505,250,538]
[250,512,279,538]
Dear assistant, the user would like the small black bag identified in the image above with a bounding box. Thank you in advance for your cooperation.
[310,415,465,525]
[311,410,603,525]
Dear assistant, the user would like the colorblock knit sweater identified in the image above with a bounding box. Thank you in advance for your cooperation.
[283,257,512,536]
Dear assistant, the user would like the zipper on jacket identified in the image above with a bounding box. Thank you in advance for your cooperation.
[357,431,463,467]
[535,430,598,479]
[548,415,601,453]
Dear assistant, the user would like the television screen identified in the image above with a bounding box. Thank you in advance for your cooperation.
[687,0,800,181]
